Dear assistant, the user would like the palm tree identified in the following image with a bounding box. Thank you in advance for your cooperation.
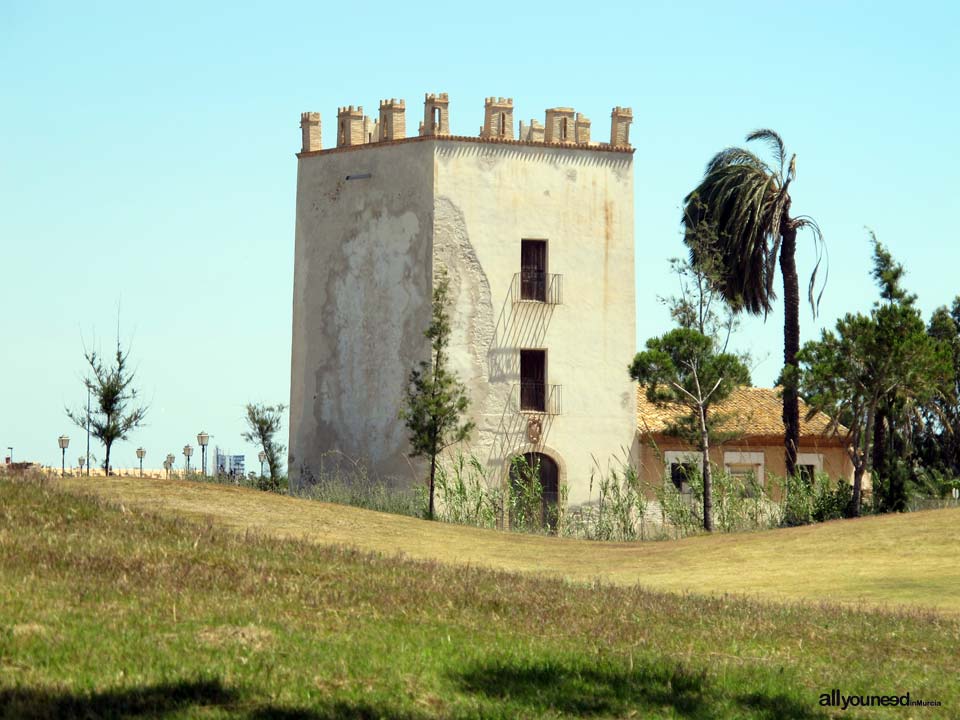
[682,130,825,478]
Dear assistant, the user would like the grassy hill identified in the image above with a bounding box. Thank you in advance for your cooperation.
[57,473,960,614]
[1,475,958,719]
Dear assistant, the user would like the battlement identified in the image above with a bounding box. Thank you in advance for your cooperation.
[421,92,450,136]
[336,105,366,147]
[575,112,591,145]
[610,106,633,148]
[300,112,321,153]
[379,99,406,142]
[481,96,514,140]
[544,107,575,144]
[300,95,633,154]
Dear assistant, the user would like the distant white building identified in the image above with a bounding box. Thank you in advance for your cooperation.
[213,447,245,477]
[289,93,637,508]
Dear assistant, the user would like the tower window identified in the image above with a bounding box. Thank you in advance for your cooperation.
[520,239,547,301]
[520,349,546,412]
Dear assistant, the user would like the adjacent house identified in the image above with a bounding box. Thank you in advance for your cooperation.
[636,386,856,496]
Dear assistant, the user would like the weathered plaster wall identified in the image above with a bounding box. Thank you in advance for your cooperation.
[434,141,637,506]
[289,143,434,489]
[637,438,856,499]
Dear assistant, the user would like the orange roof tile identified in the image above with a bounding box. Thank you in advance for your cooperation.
[636,386,839,438]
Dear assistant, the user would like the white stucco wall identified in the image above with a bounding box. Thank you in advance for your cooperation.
[290,138,637,506]
[434,141,637,505]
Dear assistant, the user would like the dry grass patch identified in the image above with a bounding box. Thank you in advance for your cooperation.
[196,624,274,651]
[10,623,48,638]
[56,473,960,614]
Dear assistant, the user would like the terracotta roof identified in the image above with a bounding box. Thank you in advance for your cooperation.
[636,386,839,438]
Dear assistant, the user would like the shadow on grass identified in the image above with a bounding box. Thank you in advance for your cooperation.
[247,704,430,720]
[453,658,828,720]
[0,680,431,720]
[0,678,236,719]
[0,667,829,720]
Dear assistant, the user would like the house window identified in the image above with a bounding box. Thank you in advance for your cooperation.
[520,349,546,412]
[670,463,696,495]
[723,451,765,487]
[520,239,547,301]
[796,453,823,482]
[727,463,762,497]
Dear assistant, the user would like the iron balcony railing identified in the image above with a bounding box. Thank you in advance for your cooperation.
[514,382,562,416]
[511,271,563,305]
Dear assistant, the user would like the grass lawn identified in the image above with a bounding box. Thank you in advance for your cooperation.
[56,473,960,614]
[1,475,958,719]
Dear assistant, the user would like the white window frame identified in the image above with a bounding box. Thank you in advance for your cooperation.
[664,451,701,470]
[796,452,823,472]
[664,451,701,492]
[723,451,765,484]
[796,452,823,480]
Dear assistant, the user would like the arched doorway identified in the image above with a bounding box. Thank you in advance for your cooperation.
[509,452,560,531]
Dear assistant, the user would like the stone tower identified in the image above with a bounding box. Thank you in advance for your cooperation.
[290,94,637,512]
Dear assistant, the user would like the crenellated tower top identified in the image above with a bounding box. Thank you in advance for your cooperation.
[299,94,633,154]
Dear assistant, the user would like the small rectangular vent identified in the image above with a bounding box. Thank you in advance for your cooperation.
[345,173,372,181]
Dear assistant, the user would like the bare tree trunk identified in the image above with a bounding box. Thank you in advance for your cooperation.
[852,463,865,517]
[871,408,887,505]
[702,443,713,532]
[851,403,876,517]
[780,224,800,479]
[428,456,437,520]
[700,407,713,532]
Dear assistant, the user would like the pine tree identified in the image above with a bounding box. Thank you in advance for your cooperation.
[400,272,475,520]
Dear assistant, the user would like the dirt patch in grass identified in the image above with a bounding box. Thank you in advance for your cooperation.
[10,623,49,638]
[196,624,274,650]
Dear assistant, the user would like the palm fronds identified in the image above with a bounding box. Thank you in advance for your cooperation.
[682,131,825,318]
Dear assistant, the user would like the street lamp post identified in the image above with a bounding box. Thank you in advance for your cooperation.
[258,450,266,479]
[58,435,70,477]
[136,447,146,477]
[197,432,209,476]
[183,444,193,475]
[85,386,91,477]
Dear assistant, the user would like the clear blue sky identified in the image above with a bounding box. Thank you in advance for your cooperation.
[2,1,958,468]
